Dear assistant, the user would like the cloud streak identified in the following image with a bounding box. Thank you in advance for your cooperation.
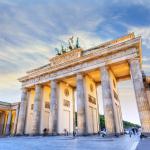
[0,0,149,125]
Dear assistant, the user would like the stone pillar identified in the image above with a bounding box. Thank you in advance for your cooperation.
[73,89,76,131]
[146,90,150,108]
[100,66,115,135]
[32,84,42,135]
[13,104,19,135]
[129,59,150,134]
[117,99,124,133]
[49,80,58,134]
[16,88,28,135]
[0,112,5,135]
[109,69,124,134]
[5,111,12,135]
[96,84,100,132]
[76,73,86,135]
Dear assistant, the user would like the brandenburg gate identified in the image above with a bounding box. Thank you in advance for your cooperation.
[16,33,150,136]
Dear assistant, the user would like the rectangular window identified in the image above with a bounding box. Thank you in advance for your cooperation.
[88,95,96,105]
[63,99,70,107]
[113,90,118,100]
[45,101,50,109]
[31,104,34,110]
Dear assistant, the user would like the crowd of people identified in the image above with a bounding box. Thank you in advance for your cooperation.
[43,127,146,139]
[128,127,139,137]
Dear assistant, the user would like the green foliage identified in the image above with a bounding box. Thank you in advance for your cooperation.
[74,113,140,129]
[123,120,140,129]
[99,114,105,129]
[76,37,80,48]
[75,112,77,126]
[99,114,140,129]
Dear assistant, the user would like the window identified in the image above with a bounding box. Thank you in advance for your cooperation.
[63,99,70,107]
[64,88,69,97]
[31,104,34,110]
[113,80,116,88]
[113,90,118,100]
[45,102,50,109]
[88,95,96,105]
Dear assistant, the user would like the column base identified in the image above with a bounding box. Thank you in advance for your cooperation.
[141,132,150,137]
[15,133,25,136]
[104,132,124,137]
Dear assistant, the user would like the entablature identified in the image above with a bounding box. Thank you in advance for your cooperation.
[21,47,138,87]
[19,33,142,87]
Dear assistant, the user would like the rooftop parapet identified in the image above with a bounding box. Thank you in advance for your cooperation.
[18,33,141,82]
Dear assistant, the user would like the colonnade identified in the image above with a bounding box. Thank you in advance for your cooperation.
[0,108,19,136]
[16,59,150,136]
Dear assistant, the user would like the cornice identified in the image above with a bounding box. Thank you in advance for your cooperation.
[18,35,141,82]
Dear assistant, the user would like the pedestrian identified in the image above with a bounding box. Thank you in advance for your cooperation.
[66,130,69,136]
[129,130,132,138]
[132,128,135,135]
[73,130,76,138]
[64,129,67,136]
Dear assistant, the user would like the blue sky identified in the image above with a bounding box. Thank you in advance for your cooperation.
[0,0,150,124]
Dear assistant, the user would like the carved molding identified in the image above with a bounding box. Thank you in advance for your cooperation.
[19,36,141,83]
[22,48,138,87]
[49,48,82,66]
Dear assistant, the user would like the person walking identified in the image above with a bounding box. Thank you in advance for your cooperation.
[129,129,132,138]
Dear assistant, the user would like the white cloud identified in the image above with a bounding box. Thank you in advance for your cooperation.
[0,0,107,102]
[143,57,150,62]
[113,0,150,7]
[59,31,105,49]
[128,26,150,49]
[0,0,145,124]
[143,64,150,70]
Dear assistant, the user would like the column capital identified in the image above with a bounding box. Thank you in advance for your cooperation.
[34,84,42,90]
[77,72,87,79]
[50,80,58,87]
[76,72,84,79]
[128,58,140,64]
[100,65,109,71]
[21,87,28,93]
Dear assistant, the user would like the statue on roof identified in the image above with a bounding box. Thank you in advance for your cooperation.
[54,36,80,56]
[55,48,61,55]
[61,44,66,54]
[68,36,74,50]
[68,41,73,50]
[76,37,80,48]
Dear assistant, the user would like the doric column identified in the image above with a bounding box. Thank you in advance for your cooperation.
[129,59,150,134]
[76,73,86,135]
[16,88,28,135]
[0,112,5,135]
[100,66,115,135]
[5,111,12,135]
[49,80,58,134]
[96,84,100,132]
[32,84,42,135]
[73,90,76,131]
[13,104,19,135]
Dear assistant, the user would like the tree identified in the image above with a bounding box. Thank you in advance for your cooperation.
[74,113,140,129]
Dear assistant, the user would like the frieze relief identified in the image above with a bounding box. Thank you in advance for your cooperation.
[22,48,138,87]
[23,36,140,79]
[49,48,82,66]
[83,36,139,56]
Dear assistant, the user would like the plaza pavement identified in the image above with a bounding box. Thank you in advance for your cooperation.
[0,135,141,150]
[136,138,150,150]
